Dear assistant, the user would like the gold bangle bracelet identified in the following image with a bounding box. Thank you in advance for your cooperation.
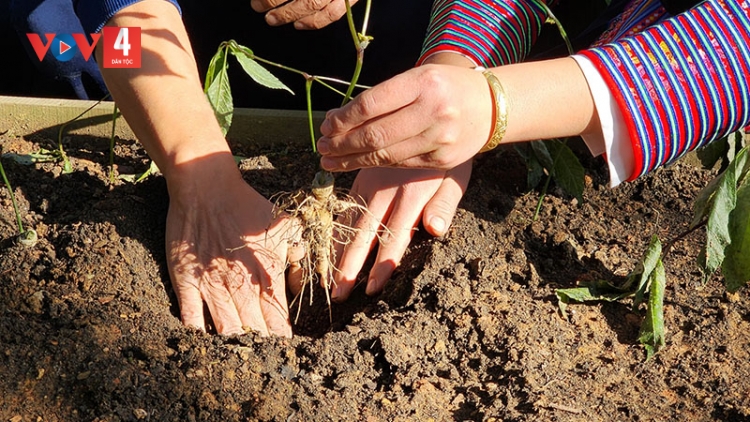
[478,69,508,153]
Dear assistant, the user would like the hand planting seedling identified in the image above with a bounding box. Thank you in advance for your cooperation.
[204,0,386,317]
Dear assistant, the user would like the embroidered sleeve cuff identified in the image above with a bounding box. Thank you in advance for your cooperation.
[571,54,634,188]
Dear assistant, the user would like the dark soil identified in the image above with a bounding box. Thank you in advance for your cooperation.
[1,132,749,422]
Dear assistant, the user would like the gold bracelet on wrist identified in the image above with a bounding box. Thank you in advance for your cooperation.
[477,68,508,153]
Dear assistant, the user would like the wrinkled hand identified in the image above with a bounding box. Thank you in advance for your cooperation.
[317,64,493,172]
[251,0,358,29]
[165,159,297,337]
[331,162,471,301]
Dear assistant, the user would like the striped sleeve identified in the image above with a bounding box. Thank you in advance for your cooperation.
[417,0,554,67]
[580,0,750,180]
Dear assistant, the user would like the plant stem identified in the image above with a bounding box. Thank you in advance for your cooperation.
[531,0,574,55]
[526,2,575,219]
[533,139,566,221]
[57,94,110,171]
[305,78,317,153]
[0,156,25,234]
[663,220,707,258]
[341,0,372,106]
[533,173,552,221]
[250,54,366,97]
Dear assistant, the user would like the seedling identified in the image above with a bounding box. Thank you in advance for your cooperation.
[0,148,37,247]
[204,0,387,316]
[557,144,750,359]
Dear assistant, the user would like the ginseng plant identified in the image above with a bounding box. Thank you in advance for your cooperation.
[204,0,386,319]
[0,147,37,247]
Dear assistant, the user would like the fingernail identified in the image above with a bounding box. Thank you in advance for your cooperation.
[294,21,308,30]
[317,138,330,154]
[429,216,446,236]
[265,13,278,26]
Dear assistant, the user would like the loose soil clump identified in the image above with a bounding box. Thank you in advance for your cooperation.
[1,133,749,421]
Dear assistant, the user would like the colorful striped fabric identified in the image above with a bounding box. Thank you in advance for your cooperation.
[418,0,750,180]
[417,0,553,67]
[582,0,750,179]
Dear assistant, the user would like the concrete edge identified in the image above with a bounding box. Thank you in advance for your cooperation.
[0,95,324,147]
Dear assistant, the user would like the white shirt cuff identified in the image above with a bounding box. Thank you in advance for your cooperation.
[571,55,634,187]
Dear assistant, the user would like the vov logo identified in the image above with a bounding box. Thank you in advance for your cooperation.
[26,27,141,68]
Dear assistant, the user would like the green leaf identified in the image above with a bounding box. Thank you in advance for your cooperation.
[204,45,233,135]
[696,135,729,170]
[514,145,544,189]
[722,180,750,292]
[691,173,722,229]
[556,279,632,317]
[118,160,159,184]
[638,258,666,359]
[530,140,554,170]
[204,43,227,93]
[698,147,749,278]
[230,45,293,95]
[631,235,662,309]
[546,140,585,203]
[2,149,61,165]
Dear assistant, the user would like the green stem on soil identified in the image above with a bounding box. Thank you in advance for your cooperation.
[533,171,552,221]
[57,94,111,172]
[0,154,25,234]
[663,219,707,259]
[533,138,566,221]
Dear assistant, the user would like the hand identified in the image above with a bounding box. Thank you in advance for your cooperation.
[317,64,493,172]
[166,156,295,336]
[251,0,358,30]
[331,161,471,301]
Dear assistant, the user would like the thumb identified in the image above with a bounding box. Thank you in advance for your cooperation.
[423,160,472,237]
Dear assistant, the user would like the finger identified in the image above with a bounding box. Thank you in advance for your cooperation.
[365,188,425,296]
[254,227,296,337]
[320,128,445,172]
[172,276,207,331]
[200,272,253,335]
[265,0,334,26]
[230,273,272,336]
[168,247,207,330]
[318,94,439,157]
[319,69,424,138]
[250,0,288,13]
[423,160,472,237]
[331,182,396,302]
[293,0,352,29]
[260,271,292,337]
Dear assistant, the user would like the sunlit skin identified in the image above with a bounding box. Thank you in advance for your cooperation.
[326,52,604,301]
[95,0,301,336]
[251,0,359,30]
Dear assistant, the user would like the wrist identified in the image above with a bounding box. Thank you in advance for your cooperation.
[164,150,243,201]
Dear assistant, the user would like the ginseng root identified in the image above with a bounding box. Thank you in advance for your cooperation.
[274,170,385,322]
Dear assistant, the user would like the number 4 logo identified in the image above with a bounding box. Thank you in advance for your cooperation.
[102,27,141,68]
